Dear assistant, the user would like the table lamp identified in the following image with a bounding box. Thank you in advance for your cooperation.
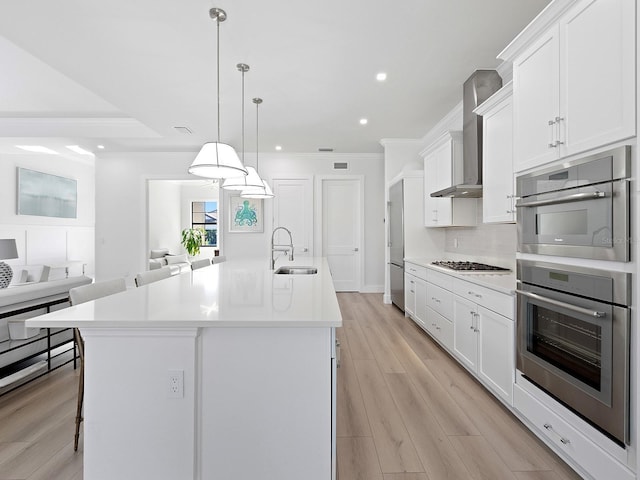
[0,239,18,289]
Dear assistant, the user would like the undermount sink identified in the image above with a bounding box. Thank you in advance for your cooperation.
[274,266,318,275]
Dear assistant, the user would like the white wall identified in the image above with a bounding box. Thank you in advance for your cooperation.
[0,153,95,280]
[95,151,385,291]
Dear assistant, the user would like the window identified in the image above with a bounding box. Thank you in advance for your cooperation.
[191,201,218,247]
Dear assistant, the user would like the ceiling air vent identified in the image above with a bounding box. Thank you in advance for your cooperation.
[318,148,334,152]
[333,161,349,171]
[173,126,193,135]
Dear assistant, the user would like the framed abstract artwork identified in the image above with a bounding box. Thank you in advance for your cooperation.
[229,194,263,233]
[17,167,77,219]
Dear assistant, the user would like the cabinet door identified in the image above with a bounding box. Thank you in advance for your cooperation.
[482,95,515,224]
[413,277,427,328]
[453,295,478,372]
[513,24,560,172]
[477,306,514,405]
[423,153,440,227]
[559,0,635,156]
[404,273,416,317]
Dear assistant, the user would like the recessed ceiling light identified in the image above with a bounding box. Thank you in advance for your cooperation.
[275,145,282,151]
[97,145,105,149]
[359,118,368,125]
[16,145,59,155]
[66,145,94,155]
[376,72,387,81]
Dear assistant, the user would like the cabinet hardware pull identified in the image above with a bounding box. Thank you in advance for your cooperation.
[410,290,414,294]
[543,423,570,445]
[548,119,556,126]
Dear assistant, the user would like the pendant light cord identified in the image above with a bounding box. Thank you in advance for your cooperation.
[216,16,221,143]
[241,69,245,162]
[255,100,259,172]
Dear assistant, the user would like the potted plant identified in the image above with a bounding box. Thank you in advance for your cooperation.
[181,227,205,257]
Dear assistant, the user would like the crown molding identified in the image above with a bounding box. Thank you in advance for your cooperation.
[497,0,575,62]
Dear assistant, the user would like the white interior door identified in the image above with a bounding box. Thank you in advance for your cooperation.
[272,178,313,257]
[321,178,362,292]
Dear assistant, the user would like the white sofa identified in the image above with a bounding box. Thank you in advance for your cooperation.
[148,248,191,275]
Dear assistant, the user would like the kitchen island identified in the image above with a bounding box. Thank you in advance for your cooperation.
[27,258,341,480]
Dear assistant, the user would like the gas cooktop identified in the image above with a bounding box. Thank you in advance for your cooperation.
[431,261,511,273]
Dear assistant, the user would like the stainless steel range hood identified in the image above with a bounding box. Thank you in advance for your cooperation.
[431,70,502,198]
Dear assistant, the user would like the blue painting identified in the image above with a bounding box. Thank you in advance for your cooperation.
[17,168,77,218]
[229,195,263,233]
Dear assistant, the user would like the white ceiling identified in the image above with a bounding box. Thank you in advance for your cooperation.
[0,0,550,158]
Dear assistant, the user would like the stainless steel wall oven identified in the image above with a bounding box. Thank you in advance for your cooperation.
[516,146,631,261]
[516,260,631,445]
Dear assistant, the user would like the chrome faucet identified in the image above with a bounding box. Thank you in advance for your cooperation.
[271,227,294,270]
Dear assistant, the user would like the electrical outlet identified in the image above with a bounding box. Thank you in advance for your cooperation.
[167,369,184,398]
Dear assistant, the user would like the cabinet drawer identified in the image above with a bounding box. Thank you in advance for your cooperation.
[425,307,453,352]
[405,263,427,281]
[426,269,453,290]
[514,384,633,480]
[427,283,453,319]
[452,278,513,318]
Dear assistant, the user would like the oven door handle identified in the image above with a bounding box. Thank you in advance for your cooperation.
[515,191,607,208]
[515,290,606,318]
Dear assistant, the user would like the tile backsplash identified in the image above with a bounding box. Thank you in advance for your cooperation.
[444,202,517,270]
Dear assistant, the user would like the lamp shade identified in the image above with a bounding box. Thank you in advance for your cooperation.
[222,166,264,190]
[0,239,18,260]
[241,179,274,199]
[188,142,248,179]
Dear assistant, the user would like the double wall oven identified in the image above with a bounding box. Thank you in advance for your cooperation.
[515,146,632,446]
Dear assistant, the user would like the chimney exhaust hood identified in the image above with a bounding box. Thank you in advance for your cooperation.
[431,70,502,198]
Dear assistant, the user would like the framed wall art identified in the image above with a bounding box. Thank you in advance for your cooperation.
[17,167,77,219]
[229,194,263,233]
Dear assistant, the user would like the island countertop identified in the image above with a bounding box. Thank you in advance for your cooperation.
[27,257,342,328]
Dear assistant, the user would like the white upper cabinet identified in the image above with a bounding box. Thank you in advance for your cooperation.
[422,131,476,227]
[513,26,560,171]
[509,0,635,172]
[475,82,515,223]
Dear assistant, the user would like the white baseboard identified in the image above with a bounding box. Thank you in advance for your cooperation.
[382,294,392,304]
[360,285,384,294]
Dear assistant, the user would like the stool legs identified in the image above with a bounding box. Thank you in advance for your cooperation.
[74,328,84,452]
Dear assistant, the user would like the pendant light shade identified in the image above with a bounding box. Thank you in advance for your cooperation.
[241,179,274,198]
[189,8,247,179]
[241,97,274,199]
[189,142,245,179]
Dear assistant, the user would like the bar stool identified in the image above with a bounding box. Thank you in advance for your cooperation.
[134,267,171,287]
[68,277,127,451]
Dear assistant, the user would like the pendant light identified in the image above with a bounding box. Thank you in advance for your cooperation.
[188,8,247,179]
[241,98,274,199]
[222,64,266,190]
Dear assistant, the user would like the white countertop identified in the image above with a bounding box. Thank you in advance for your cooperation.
[27,258,342,328]
[405,257,517,295]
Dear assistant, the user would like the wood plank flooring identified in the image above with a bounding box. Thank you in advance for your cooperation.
[0,293,582,480]
[335,293,583,480]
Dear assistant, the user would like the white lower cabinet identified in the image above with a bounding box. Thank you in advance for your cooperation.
[424,307,453,352]
[404,263,428,328]
[452,281,514,405]
[514,383,634,480]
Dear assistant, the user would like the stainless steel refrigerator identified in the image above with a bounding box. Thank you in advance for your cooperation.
[388,180,404,311]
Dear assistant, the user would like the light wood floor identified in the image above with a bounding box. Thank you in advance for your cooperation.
[335,293,583,480]
[0,293,582,480]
